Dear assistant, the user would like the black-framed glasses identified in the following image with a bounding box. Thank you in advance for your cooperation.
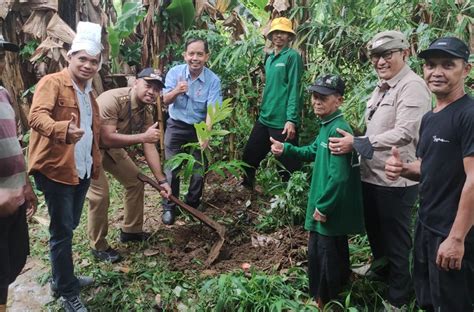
[370,49,402,64]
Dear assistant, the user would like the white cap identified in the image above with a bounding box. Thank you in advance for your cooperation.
[67,22,102,57]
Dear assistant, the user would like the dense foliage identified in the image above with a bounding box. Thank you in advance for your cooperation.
[23,1,473,311]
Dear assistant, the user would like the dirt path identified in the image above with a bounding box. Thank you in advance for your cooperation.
[8,258,52,312]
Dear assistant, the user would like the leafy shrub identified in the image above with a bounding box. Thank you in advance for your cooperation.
[256,165,310,231]
[197,268,318,312]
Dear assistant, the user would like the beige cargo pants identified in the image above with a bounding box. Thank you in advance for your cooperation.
[86,149,144,251]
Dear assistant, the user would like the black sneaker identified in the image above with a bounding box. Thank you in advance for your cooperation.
[91,247,122,263]
[119,230,151,243]
[59,295,88,312]
[50,276,94,298]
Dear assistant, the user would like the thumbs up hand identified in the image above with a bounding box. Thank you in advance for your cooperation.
[142,122,160,143]
[66,113,85,144]
[270,137,284,156]
[385,146,403,181]
[175,76,188,95]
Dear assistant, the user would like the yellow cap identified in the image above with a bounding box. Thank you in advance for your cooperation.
[267,17,296,38]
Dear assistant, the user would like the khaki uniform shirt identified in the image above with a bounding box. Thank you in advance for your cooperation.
[361,65,431,187]
[96,87,155,161]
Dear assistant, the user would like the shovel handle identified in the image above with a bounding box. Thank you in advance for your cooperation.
[137,173,226,237]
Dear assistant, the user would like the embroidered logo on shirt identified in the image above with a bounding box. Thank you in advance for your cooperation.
[432,135,450,143]
[275,63,286,67]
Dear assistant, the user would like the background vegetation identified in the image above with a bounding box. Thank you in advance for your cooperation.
[18,0,474,311]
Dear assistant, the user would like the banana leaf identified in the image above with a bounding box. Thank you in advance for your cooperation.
[165,0,195,30]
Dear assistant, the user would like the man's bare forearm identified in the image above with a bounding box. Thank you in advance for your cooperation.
[101,132,145,148]
[401,160,421,181]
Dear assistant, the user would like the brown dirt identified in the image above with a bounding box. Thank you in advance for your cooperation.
[138,174,308,274]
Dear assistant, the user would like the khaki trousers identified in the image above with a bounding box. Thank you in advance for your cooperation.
[87,149,144,251]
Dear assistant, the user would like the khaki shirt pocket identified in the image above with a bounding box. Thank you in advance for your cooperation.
[372,95,396,131]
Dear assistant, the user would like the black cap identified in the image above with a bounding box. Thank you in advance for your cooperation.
[137,68,165,87]
[308,74,345,96]
[0,35,19,52]
[418,37,470,62]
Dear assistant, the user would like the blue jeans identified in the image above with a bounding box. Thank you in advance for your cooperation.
[34,173,90,298]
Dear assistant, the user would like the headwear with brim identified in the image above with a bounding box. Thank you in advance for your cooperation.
[367,30,409,54]
[418,37,470,62]
[308,74,345,96]
[137,68,165,88]
[67,22,102,57]
[0,35,19,52]
[266,17,296,38]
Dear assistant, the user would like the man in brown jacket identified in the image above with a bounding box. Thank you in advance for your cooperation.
[28,22,102,312]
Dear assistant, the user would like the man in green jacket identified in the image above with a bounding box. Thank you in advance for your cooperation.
[242,17,303,188]
[271,75,364,307]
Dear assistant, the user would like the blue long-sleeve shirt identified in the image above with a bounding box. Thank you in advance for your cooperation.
[164,64,222,125]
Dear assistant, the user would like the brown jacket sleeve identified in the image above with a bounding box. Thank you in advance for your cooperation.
[29,76,71,144]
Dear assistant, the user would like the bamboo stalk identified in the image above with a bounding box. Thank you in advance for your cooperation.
[156,95,165,163]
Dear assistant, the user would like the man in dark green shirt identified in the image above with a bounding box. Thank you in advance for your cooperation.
[242,17,303,188]
[271,75,364,306]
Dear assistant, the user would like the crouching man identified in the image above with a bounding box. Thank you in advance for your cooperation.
[87,68,171,263]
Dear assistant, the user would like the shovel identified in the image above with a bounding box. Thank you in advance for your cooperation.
[138,173,225,266]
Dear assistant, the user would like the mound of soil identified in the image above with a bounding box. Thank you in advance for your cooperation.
[139,174,308,274]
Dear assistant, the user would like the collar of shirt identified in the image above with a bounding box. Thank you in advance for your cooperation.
[320,109,344,125]
[130,88,140,110]
[185,64,206,83]
[270,46,290,58]
[71,78,93,94]
[378,64,410,90]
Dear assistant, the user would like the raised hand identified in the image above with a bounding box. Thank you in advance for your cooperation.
[175,76,188,95]
[270,137,284,156]
[66,113,84,144]
[385,146,403,181]
[142,122,160,143]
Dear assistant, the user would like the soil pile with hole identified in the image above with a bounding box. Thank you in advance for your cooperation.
[140,174,308,274]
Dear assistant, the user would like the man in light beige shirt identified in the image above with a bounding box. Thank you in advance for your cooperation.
[328,31,431,309]
[86,68,171,264]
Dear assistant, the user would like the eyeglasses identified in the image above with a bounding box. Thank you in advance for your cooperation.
[370,49,402,64]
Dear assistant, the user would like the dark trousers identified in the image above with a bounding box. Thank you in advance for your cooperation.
[0,203,29,304]
[163,118,203,209]
[414,221,474,311]
[34,173,90,298]
[362,182,418,307]
[307,231,350,303]
[242,120,301,186]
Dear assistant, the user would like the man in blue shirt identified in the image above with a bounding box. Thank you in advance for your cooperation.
[162,38,222,225]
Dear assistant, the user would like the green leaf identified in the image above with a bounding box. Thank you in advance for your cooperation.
[165,0,195,30]
[210,129,230,137]
[107,2,145,59]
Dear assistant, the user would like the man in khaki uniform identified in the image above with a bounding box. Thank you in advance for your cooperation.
[328,31,431,309]
[87,68,171,263]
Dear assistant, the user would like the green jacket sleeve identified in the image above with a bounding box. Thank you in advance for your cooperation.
[283,139,317,162]
[285,52,303,126]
